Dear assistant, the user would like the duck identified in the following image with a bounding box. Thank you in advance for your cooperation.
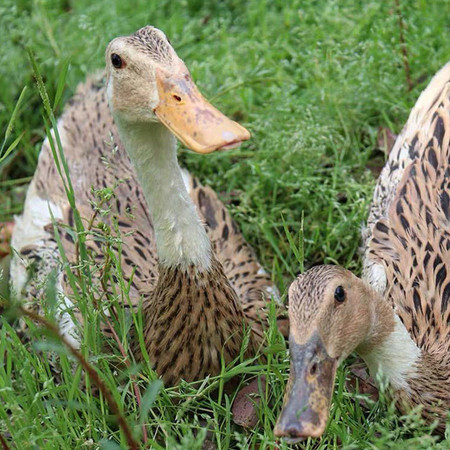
[274,62,450,440]
[10,26,286,386]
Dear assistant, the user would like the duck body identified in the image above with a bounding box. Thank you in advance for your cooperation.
[11,27,281,385]
[275,62,450,440]
[362,62,450,429]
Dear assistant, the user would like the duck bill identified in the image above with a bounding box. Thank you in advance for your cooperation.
[274,332,337,443]
[154,67,250,154]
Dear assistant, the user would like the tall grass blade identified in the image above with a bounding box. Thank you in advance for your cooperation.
[0,86,27,161]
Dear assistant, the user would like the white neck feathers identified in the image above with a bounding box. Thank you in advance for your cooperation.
[361,314,421,392]
[115,119,211,271]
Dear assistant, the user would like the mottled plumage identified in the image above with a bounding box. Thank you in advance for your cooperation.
[126,27,175,66]
[11,26,284,386]
[363,62,450,430]
[140,255,262,386]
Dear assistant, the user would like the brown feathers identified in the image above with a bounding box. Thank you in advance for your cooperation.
[364,63,450,431]
[126,26,175,66]
[13,72,281,384]
[139,255,260,386]
[369,69,450,354]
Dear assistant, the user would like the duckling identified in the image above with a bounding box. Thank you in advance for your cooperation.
[11,26,285,386]
[275,62,450,439]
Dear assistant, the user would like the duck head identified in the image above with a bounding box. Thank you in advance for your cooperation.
[105,26,250,153]
[274,265,375,442]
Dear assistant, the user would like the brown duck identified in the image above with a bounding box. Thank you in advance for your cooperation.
[11,26,285,386]
[275,62,450,440]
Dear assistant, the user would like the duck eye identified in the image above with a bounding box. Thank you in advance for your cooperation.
[111,53,123,69]
[334,285,346,303]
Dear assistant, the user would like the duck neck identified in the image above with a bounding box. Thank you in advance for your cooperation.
[115,119,211,272]
[356,293,421,393]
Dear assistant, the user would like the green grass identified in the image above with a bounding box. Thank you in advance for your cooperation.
[1,0,449,448]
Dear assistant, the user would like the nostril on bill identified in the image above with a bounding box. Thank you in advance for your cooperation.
[286,425,301,437]
[279,424,308,444]
[280,421,304,438]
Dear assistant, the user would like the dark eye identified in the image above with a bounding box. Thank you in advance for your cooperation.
[111,53,123,69]
[334,285,346,303]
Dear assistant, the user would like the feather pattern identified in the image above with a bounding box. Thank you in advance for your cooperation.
[364,63,450,431]
[11,64,283,384]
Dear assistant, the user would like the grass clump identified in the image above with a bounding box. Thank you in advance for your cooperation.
[1,0,449,448]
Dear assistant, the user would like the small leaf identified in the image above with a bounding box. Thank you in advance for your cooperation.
[99,439,122,450]
[140,380,163,423]
[53,59,70,110]
[0,131,25,163]
[45,269,58,311]
[33,339,68,355]
[263,343,285,355]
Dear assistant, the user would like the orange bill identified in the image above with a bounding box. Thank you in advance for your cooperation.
[154,67,250,153]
